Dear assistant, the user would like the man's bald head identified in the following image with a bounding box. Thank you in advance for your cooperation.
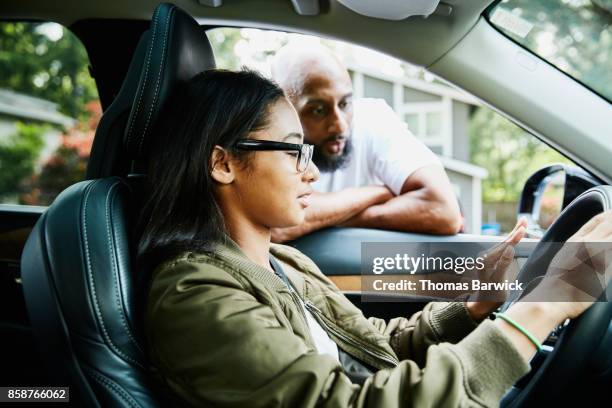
[271,44,355,172]
[271,43,352,103]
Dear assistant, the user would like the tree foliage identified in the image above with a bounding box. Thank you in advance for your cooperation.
[496,0,611,100]
[0,123,46,201]
[469,107,573,203]
[0,22,98,119]
[20,101,99,206]
[207,28,244,70]
[473,0,609,203]
[0,21,99,204]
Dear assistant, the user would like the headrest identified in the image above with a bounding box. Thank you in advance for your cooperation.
[87,3,216,178]
[86,31,150,179]
[124,3,216,161]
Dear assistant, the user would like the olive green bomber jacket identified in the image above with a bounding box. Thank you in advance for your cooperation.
[146,239,530,407]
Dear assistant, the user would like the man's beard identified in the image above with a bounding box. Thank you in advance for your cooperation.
[312,136,353,172]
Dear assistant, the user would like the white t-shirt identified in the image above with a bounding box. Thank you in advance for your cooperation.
[312,98,441,196]
[300,302,340,362]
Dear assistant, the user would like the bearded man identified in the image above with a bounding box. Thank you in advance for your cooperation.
[270,44,462,242]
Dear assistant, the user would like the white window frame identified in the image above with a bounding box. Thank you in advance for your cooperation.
[399,100,453,157]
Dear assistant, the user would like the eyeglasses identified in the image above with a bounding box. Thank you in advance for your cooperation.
[233,139,314,173]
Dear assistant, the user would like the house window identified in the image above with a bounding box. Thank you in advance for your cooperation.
[405,113,419,135]
[349,65,453,156]
[425,111,442,137]
[403,103,449,156]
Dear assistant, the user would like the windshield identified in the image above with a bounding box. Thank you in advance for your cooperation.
[488,0,611,102]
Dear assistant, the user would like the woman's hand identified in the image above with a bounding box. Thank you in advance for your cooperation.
[465,218,527,321]
[523,209,612,319]
[500,210,612,362]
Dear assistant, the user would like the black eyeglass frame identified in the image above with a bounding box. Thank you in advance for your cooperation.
[233,139,314,172]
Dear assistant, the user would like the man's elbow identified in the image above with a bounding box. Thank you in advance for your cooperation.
[427,200,462,235]
[438,209,462,235]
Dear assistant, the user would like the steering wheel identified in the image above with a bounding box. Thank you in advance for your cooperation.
[501,186,612,407]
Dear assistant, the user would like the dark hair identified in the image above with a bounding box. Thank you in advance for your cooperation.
[136,69,285,271]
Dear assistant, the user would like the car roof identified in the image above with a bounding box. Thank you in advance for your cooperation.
[0,0,485,68]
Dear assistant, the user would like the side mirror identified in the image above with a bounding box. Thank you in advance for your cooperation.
[518,164,600,238]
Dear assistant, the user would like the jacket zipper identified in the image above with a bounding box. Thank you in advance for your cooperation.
[284,284,317,350]
[278,272,398,369]
[303,300,399,369]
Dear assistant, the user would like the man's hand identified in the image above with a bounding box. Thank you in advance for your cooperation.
[270,186,393,243]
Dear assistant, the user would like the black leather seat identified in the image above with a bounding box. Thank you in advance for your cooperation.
[20,3,215,407]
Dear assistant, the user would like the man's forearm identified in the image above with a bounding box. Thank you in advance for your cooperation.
[272,186,393,242]
[341,165,462,235]
[341,188,461,235]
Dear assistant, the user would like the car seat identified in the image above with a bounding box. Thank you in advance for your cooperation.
[20,3,215,407]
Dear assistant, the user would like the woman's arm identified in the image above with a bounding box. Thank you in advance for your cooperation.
[367,219,527,363]
[368,301,479,367]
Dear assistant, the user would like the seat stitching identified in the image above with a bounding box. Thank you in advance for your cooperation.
[137,6,174,156]
[85,368,141,408]
[82,179,141,367]
[125,7,161,149]
[105,182,144,354]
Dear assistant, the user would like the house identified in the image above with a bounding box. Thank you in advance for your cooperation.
[0,88,75,168]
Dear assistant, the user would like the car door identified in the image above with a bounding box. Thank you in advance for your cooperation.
[0,205,47,385]
[290,227,522,320]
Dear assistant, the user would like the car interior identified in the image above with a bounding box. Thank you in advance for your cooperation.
[0,1,610,407]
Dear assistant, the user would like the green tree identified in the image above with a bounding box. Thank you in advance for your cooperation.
[0,123,46,201]
[0,22,98,119]
[207,28,292,70]
[20,101,99,206]
[207,28,244,70]
[469,107,573,203]
[25,144,88,205]
[495,0,611,100]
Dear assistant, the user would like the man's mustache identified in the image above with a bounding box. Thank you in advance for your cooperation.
[322,135,348,144]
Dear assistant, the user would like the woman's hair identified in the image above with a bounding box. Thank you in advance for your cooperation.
[136,69,285,271]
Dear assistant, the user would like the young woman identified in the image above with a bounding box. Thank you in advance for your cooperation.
[138,69,604,407]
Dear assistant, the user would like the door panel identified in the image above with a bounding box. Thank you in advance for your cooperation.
[0,205,45,385]
[291,227,511,277]
[290,227,536,320]
[0,205,44,324]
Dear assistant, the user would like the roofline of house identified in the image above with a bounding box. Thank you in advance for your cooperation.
[347,62,481,106]
[0,104,75,127]
[0,89,75,128]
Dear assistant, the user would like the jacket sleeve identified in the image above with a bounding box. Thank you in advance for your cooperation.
[147,261,529,408]
[368,301,480,366]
